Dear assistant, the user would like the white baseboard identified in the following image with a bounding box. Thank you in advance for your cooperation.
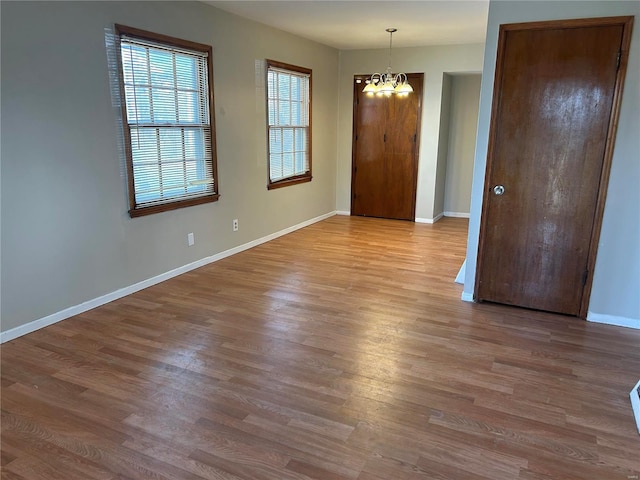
[586,312,640,330]
[0,211,337,344]
[444,211,470,218]
[336,210,351,216]
[461,291,474,302]
[630,379,640,434]
[415,213,444,224]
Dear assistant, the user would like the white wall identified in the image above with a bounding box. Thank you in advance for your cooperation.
[444,74,482,216]
[0,1,339,333]
[463,1,640,327]
[336,44,484,221]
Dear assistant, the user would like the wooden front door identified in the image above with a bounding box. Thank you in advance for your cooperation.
[476,17,633,317]
[351,73,423,221]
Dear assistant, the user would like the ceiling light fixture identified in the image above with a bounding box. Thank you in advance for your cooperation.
[363,28,413,98]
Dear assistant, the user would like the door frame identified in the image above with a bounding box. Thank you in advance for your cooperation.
[350,73,423,220]
[475,16,634,318]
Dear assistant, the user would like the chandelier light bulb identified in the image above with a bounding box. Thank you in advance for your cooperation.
[362,28,412,98]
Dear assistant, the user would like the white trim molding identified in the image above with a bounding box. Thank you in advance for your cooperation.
[1,211,337,343]
[444,211,470,218]
[630,379,640,434]
[415,213,444,224]
[461,291,475,302]
[455,260,466,284]
[336,210,351,216]
[587,312,640,330]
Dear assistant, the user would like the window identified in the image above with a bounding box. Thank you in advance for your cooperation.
[266,60,312,189]
[116,25,218,217]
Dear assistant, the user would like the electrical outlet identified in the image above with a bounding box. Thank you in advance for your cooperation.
[187,232,194,246]
[232,219,239,232]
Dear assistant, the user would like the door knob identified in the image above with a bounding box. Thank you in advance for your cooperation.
[493,185,505,196]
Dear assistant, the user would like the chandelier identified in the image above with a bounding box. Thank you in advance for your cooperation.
[363,28,413,97]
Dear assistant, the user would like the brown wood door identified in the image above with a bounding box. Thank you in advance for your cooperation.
[351,74,423,220]
[476,17,633,316]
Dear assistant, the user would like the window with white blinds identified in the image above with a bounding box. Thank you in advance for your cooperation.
[266,60,312,189]
[116,25,218,217]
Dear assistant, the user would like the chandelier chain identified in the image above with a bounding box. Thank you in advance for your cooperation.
[388,30,393,72]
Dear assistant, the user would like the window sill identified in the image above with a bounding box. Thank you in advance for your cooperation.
[267,175,312,190]
[129,194,219,218]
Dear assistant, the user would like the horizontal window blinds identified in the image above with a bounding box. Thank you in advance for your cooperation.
[120,34,215,208]
[267,66,310,183]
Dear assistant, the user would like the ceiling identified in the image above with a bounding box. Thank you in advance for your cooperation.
[205,1,490,50]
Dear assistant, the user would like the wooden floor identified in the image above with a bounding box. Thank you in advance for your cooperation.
[2,216,639,480]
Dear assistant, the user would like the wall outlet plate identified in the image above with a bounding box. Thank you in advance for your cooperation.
[233,219,239,232]
[187,232,194,246]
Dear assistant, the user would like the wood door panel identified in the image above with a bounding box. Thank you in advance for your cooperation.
[386,90,420,155]
[384,153,415,220]
[352,74,423,220]
[385,79,423,220]
[352,93,387,216]
[477,20,630,316]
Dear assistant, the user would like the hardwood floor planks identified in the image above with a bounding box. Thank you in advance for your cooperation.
[2,216,639,479]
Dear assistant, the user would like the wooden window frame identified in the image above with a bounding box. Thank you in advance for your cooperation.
[115,24,219,217]
[266,59,312,190]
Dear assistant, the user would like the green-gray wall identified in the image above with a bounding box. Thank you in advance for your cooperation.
[1,1,339,333]
[444,74,482,216]
[463,1,640,327]
[434,73,453,219]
